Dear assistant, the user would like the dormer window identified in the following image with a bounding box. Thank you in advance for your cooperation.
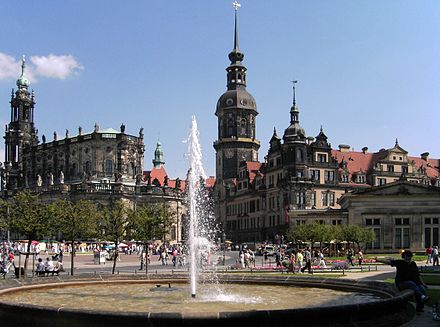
[341,174,349,183]
[317,153,327,163]
[357,174,366,183]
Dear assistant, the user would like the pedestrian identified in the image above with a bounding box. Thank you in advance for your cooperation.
[426,246,433,264]
[357,250,364,266]
[296,250,303,273]
[347,249,354,266]
[44,257,54,276]
[432,246,439,266]
[318,251,327,268]
[376,250,429,312]
[8,251,16,269]
[36,258,45,276]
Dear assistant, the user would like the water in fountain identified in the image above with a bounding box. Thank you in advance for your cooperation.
[186,116,215,298]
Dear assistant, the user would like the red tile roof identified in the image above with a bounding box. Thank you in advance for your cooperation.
[332,149,439,181]
[205,176,216,189]
[143,166,168,186]
[331,150,387,175]
[409,157,440,179]
[245,161,264,183]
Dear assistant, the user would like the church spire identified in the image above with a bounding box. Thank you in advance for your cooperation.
[290,80,299,124]
[227,1,246,90]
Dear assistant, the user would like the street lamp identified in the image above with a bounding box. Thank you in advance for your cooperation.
[222,232,226,265]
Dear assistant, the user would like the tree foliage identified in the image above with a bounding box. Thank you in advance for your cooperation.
[51,199,99,275]
[127,203,174,275]
[287,223,376,251]
[98,199,129,274]
[7,191,54,272]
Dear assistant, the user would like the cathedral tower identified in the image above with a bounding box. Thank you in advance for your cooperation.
[4,56,38,189]
[214,2,260,183]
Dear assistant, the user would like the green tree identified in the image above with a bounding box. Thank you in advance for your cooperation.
[127,203,174,275]
[0,198,9,231]
[51,199,98,275]
[7,191,53,273]
[341,225,374,251]
[98,199,129,274]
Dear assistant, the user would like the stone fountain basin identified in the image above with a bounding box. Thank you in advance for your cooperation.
[0,274,414,327]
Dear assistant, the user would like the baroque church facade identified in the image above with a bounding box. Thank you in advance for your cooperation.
[214,7,440,251]
[1,57,186,244]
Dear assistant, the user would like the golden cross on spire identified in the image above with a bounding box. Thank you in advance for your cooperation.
[233,0,241,11]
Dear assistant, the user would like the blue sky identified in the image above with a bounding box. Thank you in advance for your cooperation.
[1,1,439,179]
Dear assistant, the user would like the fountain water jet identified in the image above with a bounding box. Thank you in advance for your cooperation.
[186,116,211,298]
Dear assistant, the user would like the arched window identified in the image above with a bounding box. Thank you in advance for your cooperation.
[241,118,246,136]
[85,161,91,174]
[296,149,303,161]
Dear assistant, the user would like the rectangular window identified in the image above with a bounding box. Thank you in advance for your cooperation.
[425,227,432,248]
[311,192,316,206]
[296,192,305,205]
[310,170,320,181]
[325,171,334,182]
[317,153,327,163]
[387,165,394,172]
[329,192,335,206]
[378,178,386,186]
[402,166,408,174]
[395,227,410,248]
[321,192,328,207]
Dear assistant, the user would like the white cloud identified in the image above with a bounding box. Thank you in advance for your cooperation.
[0,53,21,80]
[0,52,83,82]
[31,54,83,79]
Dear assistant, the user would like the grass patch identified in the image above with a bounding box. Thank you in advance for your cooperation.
[420,274,440,285]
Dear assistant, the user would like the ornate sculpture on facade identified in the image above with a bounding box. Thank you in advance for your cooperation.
[163,175,169,187]
[175,177,181,190]
[147,175,151,185]
[42,134,46,143]
[120,123,125,133]
[48,172,54,185]
[135,173,143,185]
[53,132,57,141]
[114,171,122,183]
[139,127,144,139]
[78,126,82,135]
[94,123,99,133]
[36,174,42,187]
[65,129,69,138]
[59,171,65,184]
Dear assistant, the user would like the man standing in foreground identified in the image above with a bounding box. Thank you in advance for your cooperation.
[376,250,429,312]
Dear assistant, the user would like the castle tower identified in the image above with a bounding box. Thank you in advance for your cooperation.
[4,56,38,189]
[153,141,165,168]
[214,1,260,183]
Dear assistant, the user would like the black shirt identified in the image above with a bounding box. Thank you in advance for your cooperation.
[391,259,421,284]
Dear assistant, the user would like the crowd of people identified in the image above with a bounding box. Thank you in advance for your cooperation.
[425,246,439,265]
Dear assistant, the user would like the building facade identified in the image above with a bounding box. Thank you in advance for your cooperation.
[214,8,440,251]
[1,57,186,244]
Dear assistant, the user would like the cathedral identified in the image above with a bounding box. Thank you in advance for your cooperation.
[1,57,186,244]
[214,5,440,251]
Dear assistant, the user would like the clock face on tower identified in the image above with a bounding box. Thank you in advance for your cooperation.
[225,149,234,159]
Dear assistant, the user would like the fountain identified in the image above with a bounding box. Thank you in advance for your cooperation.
[0,116,415,327]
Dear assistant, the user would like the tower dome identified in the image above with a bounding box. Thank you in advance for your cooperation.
[16,55,30,90]
[283,82,306,143]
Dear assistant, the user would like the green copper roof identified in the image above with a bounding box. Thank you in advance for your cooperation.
[153,141,165,168]
[16,55,30,89]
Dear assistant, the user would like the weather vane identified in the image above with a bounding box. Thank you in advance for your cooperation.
[233,0,241,11]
